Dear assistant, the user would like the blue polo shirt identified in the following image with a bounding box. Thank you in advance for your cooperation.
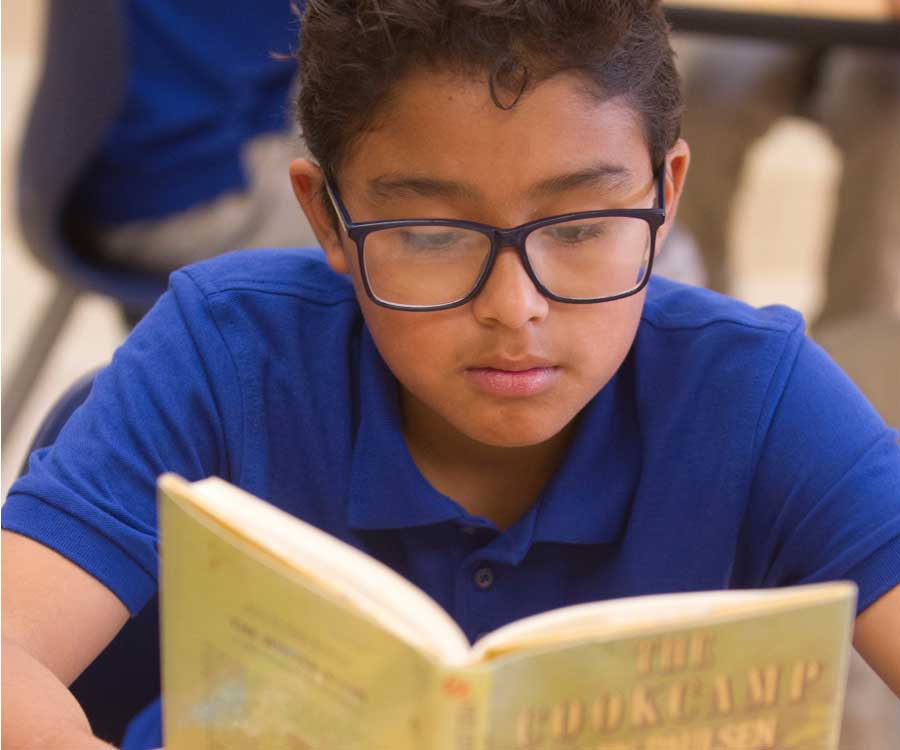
[72,1,300,224]
[5,248,900,750]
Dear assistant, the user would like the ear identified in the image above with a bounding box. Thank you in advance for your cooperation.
[656,138,691,250]
[289,158,351,275]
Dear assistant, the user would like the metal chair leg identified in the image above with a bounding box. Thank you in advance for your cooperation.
[2,282,79,443]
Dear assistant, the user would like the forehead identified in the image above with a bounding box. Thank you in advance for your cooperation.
[339,70,653,198]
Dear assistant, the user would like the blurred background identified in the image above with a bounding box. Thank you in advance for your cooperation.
[1,0,899,744]
[3,2,127,494]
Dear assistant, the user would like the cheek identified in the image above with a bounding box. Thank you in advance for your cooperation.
[348,244,465,403]
[361,304,462,386]
[565,295,644,378]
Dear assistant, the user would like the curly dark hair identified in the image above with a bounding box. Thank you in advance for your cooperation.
[295,0,682,175]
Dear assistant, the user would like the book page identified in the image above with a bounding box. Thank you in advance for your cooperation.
[161,488,443,750]
[165,475,470,663]
[476,592,854,750]
[471,583,854,662]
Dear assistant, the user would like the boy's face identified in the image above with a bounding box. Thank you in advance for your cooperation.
[293,70,689,450]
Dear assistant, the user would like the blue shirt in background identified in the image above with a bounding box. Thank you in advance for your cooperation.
[5,248,900,749]
[72,1,300,225]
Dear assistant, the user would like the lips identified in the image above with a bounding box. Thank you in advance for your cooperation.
[463,361,560,397]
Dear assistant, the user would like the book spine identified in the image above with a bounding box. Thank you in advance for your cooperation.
[426,664,493,750]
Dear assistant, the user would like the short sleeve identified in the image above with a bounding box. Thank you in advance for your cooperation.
[738,333,900,612]
[2,269,244,614]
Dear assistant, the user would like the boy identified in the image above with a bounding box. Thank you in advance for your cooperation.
[4,2,899,749]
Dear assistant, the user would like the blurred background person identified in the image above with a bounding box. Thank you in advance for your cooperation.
[69,0,315,276]
[2,0,315,439]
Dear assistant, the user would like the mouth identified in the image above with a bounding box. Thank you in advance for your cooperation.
[463,362,561,397]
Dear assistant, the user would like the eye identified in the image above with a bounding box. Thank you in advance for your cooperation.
[544,222,609,244]
[398,229,469,250]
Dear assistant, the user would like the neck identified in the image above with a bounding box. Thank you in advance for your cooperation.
[401,390,576,530]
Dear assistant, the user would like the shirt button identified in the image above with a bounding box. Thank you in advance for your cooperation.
[460,526,478,536]
[473,566,495,590]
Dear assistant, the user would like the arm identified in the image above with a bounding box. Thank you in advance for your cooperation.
[1,530,130,750]
[853,581,900,697]
[2,271,241,750]
[739,329,900,699]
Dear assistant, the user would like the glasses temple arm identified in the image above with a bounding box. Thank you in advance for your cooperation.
[323,176,352,234]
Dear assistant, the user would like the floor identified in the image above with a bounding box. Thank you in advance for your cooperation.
[2,0,898,743]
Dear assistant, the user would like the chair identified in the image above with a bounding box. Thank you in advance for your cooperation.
[18,369,161,746]
[4,0,168,442]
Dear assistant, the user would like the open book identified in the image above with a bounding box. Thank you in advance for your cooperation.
[159,473,856,750]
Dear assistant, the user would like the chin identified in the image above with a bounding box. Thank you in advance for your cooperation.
[459,415,570,449]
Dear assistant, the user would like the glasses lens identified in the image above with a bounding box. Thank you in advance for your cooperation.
[363,225,491,307]
[526,216,652,300]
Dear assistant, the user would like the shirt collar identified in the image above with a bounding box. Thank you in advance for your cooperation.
[346,327,641,549]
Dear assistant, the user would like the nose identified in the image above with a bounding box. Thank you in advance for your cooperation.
[470,245,549,328]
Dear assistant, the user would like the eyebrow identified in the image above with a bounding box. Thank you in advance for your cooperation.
[365,161,635,205]
[367,174,480,204]
[526,163,635,200]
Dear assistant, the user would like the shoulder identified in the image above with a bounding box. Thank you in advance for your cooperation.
[114,248,361,388]
[631,277,810,477]
[642,275,803,337]
[638,276,806,381]
[174,247,357,307]
[630,279,900,599]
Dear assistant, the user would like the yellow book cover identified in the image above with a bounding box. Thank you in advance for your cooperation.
[158,474,856,750]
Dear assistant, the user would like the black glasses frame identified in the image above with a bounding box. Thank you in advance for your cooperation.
[323,167,667,311]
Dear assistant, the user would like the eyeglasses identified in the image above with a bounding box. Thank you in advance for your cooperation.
[323,168,666,311]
